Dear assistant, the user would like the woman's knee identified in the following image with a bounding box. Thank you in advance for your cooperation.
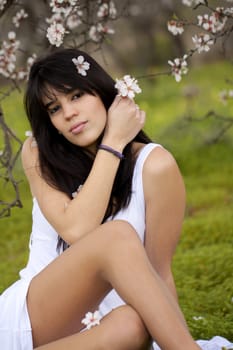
[97,220,142,253]
[101,305,150,350]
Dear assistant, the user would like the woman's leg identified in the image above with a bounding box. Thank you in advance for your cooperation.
[27,220,199,350]
[35,306,151,350]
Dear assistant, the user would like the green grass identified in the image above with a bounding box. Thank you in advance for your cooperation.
[0,61,233,340]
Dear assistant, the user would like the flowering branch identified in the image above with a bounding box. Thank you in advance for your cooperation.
[167,1,233,82]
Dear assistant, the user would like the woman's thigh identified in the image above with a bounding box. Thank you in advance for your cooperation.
[27,221,134,347]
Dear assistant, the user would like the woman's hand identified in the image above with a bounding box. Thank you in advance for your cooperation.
[102,95,146,152]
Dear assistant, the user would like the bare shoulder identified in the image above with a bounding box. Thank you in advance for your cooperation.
[143,146,179,176]
[143,146,185,199]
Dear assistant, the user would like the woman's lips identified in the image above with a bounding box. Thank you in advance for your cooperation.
[70,121,87,135]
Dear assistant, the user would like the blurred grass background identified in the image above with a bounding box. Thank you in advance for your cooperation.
[0,61,233,340]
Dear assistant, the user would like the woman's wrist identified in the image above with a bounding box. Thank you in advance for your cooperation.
[98,144,124,160]
[100,136,125,154]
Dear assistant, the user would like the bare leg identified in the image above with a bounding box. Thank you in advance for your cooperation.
[27,220,200,350]
[35,306,151,350]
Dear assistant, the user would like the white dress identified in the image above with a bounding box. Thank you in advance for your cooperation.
[0,143,232,350]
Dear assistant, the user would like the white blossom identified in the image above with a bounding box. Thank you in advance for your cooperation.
[89,25,100,42]
[20,72,27,82]
[0,0,7,11]
[109,1,117,19]
[25,131,33,137]
[182,0,205,6]
[46,22,66,47]
[168,55,188,82]
[197,9,227,33]
[115,75,142,99]
[66,10,82,29]
[167,20,184,35]
[50,0,77,14]
[8,31,16,41]
[97,1,117,19]
[223,7,233,15]
[81,311,101,330]
[98,23,115,35]
[193,316,205,321]
[12,9,28,28]
[47,11,64,24]
[89,23,114,42]
[27,54,37,68]
[192,33,214,53]
[219,89,233,104]
[72,55,90,76]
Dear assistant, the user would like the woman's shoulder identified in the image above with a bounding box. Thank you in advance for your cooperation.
[142,144,185,200]
[143,144,177,175]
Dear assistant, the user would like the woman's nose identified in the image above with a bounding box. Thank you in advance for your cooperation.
[63,103,78,120]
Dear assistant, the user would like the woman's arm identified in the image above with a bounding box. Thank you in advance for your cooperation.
[22,96,145,245]
[143,147,186,300]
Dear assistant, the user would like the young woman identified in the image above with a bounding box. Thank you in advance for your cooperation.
[0,48,229,350]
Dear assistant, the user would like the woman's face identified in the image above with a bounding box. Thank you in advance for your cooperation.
[43,87,107,153]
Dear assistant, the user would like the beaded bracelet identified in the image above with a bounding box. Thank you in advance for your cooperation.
[98,144,124,160]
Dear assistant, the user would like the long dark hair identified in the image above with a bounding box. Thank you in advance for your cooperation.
[25,48,151,222]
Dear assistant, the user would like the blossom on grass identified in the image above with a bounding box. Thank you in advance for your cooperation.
[115,75,142,99]
[72,55,90,76]
[193,316,204,321]
[81,311,101,330]
[168,55,188,82]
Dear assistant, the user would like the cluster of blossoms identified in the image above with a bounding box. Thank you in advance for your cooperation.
[46,0,82,47]
[167,20,185,36]
[0,5,36,81]
[115,75,142,99]
[87,0,117,43]
[192,33,214,53]
[197,9,228,33]
[0,31,32,80]
[168,55,188,82]
[167,2,233,82]
[46,0,117,47]
[12,8,28,28]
